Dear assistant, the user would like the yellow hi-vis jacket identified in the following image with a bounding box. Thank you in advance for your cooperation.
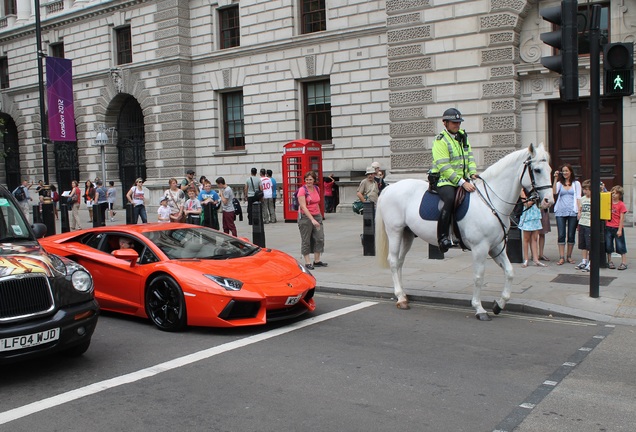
[431,129,477,187]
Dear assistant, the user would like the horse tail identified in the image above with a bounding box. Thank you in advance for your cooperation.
[375,197,390,269]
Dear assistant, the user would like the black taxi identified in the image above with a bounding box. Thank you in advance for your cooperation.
[0,185,99,363]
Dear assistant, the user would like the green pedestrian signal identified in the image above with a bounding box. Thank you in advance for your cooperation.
[603,43,634,96]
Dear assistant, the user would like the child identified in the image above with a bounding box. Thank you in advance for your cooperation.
[157,197,171,223]
[605,185,628,270]
[183,187,202,225]
[518,190,546,268]
[576,180,592,272]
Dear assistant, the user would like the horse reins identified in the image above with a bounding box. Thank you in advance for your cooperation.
[473,155,551,258]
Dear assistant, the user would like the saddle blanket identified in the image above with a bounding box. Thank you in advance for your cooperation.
[419,191,471,221]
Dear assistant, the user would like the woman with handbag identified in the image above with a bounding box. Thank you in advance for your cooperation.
[297,171,326,270]
[164,178,186,223]
[84,180,95,222]
[126,178,148,224]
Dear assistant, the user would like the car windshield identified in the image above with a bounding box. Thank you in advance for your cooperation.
[142,226,259,260]
[0,189,35,247]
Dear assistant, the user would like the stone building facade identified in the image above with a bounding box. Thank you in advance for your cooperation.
[0,0,633,213]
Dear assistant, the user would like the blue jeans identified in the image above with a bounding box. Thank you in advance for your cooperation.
[556,215,577,245]
[133,204,147,224]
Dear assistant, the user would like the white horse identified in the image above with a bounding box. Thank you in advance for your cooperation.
[375,143,554,320]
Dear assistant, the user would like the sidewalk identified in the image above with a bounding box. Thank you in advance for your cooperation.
[45,207,636,326]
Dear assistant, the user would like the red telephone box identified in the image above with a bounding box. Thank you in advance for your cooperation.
[282,139,323,222]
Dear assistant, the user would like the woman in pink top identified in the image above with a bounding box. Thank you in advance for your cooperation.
[297,171,326,270]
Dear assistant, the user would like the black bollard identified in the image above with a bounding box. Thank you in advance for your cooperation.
[186,214,200,225]
[506,220,523,263]
[251,201,266,247]
[362,201,375,256]
[93,203,107,227]
[201,202,212,227]
[428,244,444,259]
[125,203,135,224]
[32,205,42,224]
[41,202,56,237]
[60,200,70,233]
[599,221,607,267]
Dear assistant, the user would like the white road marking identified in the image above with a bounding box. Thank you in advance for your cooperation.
[0,301,377,426]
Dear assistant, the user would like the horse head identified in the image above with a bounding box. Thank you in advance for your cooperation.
[521,143,554,209]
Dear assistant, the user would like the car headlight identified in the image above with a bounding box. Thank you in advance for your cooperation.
[204,274,243,291]
[71,270,93,292]
[299,262,313,275]
[48,254,68,275]
[52,255,94,293]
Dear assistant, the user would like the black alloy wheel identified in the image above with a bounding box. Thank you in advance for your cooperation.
[145,275,187,332]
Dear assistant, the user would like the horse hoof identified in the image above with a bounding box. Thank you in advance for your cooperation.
[476,313,492,321]
[396,301,410,310]
[492,302,502,315]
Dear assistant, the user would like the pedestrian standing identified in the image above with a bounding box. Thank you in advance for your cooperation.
[553,164,581,265]
[69,180,82,230]
[216,177,237,236]
[107,181,117,221]
[126,178,148,223]
[605,185,628,270]
[297,171,327,270]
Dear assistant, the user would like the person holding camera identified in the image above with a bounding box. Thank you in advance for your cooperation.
[430,108,478,253]
[552,163,581,265]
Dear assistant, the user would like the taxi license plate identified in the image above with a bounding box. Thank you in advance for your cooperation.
[285,294,303,306]
[0,328,60,352]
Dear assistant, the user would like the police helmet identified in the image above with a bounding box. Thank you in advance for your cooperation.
[442,108,464,122]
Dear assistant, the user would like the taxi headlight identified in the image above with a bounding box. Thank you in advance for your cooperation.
[71,270,93,293]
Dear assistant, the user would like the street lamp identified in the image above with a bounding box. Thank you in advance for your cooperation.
[93,125,116,185]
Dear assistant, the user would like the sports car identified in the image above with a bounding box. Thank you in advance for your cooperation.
[39,224,316,331]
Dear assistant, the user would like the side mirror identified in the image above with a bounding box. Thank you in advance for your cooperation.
[31,223,47,239]
[113,248,139,267]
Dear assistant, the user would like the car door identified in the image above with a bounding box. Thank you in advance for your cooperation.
[69,233,146,314]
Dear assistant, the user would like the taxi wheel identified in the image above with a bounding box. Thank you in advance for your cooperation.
[145,275,187,332]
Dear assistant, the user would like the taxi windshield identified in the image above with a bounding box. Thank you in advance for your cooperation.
[0,188,35,247]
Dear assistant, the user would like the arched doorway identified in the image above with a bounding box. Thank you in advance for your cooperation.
[117,97,146,206]
[54,136,80,192]
[1,113,21,190]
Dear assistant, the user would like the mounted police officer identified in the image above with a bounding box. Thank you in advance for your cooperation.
[430,108,478,253]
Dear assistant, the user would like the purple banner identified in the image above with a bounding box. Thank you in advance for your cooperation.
[46,57,76,142]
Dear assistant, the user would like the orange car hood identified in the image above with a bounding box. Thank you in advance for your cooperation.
[166,248,310,285]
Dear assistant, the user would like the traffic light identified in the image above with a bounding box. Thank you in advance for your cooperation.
[540,0,579,101]
[603,43,634,96]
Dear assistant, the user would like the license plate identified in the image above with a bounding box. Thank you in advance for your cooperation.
[285,294,303,306]
[0,328,60,352]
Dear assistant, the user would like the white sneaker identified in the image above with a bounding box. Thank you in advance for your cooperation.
[575,261,587,269]
[582,262,590,272]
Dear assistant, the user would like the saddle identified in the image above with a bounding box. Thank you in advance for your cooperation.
[419,187,471,251]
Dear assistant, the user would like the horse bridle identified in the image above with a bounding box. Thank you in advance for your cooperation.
[474,155,551,258]
[520,156,552,204]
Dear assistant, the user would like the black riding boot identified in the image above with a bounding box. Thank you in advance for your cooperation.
[437,209,452,253]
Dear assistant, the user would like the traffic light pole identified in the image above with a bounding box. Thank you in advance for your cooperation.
[589,5,601,298]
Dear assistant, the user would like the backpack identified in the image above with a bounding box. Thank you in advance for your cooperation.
[292,185,319,211]
[52,191,60,202]
[13,187,26,202]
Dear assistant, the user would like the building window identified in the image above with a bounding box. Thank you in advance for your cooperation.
[301,0,326,34]
[3,0,16,16]
[116,26,132,65]
[223,91,245,150]
[0,57,9,89]
[49,42,64,58]
[219,6,240,49]
[577,3,609,55]
[303,80,332,143]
